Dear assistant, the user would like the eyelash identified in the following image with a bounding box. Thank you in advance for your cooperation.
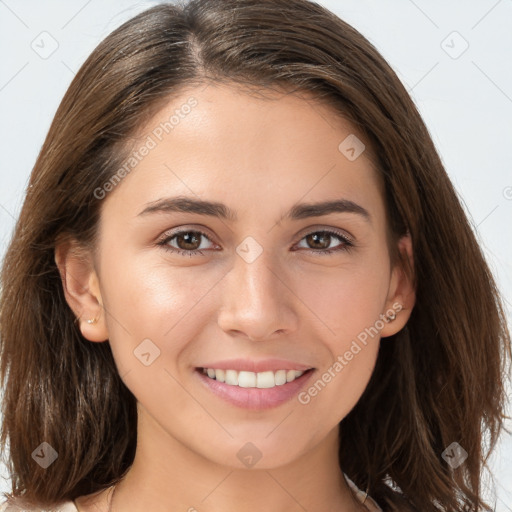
[156,228,354,257]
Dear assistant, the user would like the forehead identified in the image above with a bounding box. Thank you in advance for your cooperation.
[104,82,385,223]
[133,81,378,165]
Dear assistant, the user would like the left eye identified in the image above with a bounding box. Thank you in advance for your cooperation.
[294,230,353,254]
[157,229,354,256]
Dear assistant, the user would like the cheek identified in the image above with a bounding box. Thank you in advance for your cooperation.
[98,251,223,368]
[293,255,390,345]
[291,256,389,415]
[97,256,215,420]
[295,271,386,421]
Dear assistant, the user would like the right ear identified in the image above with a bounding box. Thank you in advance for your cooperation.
[54,238,109,342]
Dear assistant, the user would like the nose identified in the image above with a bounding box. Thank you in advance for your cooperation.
[216,247,298,341]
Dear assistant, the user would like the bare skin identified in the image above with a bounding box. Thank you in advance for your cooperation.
[58,82,415,512]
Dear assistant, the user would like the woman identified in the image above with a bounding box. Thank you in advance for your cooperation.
[0,1,510,511]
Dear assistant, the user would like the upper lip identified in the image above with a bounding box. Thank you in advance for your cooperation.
[197,358,314,373]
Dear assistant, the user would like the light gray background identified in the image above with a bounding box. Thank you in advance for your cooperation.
[0,0,511,509]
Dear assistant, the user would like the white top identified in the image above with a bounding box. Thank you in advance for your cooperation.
[0,500,78,511]
[0,473,384,511]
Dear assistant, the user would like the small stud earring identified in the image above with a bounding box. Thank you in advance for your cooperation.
[87,317,98,325]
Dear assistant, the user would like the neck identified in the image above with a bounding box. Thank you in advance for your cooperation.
[106,404,364,512]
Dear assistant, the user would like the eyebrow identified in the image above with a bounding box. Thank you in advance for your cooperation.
[138,196,371,224]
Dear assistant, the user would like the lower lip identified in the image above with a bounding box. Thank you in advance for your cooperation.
[195,368,315,410]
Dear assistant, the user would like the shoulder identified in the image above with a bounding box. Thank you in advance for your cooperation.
[343,473,418,512]
[0,497,78,511]
[344,473,384,511]
[378,491,419,512]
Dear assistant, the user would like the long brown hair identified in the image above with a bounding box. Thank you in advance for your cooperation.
[1,1,510,510]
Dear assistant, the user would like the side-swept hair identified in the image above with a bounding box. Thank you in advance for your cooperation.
[1,1,510,510]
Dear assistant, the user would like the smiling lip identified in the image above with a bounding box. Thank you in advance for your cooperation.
[195,358,315,410]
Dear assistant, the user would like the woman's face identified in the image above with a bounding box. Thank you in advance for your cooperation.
[82,83,413,468]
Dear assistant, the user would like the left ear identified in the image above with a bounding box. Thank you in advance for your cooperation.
[380,232,416,338]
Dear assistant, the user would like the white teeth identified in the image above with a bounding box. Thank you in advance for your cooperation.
[238,371,256,388]
[225,369,238,386]
[256,371,275,388]
[201,368,307,388]
[274,369,287,386]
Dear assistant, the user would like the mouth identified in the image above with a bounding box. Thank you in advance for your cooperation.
[194,366,315,410]
[198,367,311,388]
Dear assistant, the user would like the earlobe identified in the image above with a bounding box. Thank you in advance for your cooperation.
[54,239,109,342]
[380,233,416,338]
